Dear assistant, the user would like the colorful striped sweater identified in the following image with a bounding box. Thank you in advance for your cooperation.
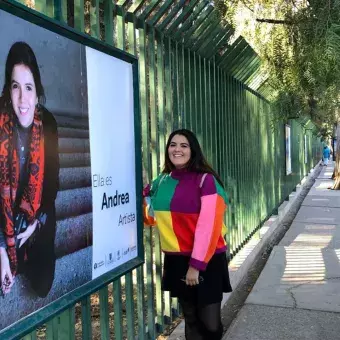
[143,169,228,271]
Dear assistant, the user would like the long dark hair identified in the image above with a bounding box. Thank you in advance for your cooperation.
[1,42,45,110]
[163,129,224,188]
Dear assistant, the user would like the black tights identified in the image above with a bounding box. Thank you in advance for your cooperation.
[179,299,223,340]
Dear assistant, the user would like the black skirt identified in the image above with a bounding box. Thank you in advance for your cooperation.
[162,252,232,306]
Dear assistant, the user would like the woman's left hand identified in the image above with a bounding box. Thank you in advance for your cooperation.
[17,219,38,248]
[185,266,200,286]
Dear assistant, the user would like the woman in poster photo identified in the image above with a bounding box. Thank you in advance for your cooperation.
[0,42,59,297]
[143,129,232,340]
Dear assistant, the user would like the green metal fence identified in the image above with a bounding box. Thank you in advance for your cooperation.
[3,0,323,339]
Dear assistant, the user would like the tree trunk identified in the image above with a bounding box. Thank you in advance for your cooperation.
[332,124,340,189]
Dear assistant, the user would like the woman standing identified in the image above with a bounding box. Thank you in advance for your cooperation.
[0,42,59,297]
[143,129,232,340]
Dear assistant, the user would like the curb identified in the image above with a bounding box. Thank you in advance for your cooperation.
[168,161,322,340]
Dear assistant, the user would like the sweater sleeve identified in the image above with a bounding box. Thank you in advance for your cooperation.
[142,175,163,226]
[189,174,227,271]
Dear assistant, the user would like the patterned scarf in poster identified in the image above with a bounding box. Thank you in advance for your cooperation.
[0,108,44,275]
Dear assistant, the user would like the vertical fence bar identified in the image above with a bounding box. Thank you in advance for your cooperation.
[197,55,203,143]
[116,10,126,50]
[45,0,53,18]
[225,72,233,251]
[220,69,226,236]
[207,61,212,165]
[228,73,235,252]
[127,16,137,55]
[228,75,234,252]
[155,30,166,333]
[138,23,148,340]
[173,41,179,129]
[74,0,85,31]
[136,266,146,339]
[148,26,160,338]
[90,0,100,39]
[125,272,135,340]
[164,36,173,135]
[157,33,166,163]
[245,91,249,236]
[139,20,156,340]
[22,332,37,340]
[154,230,164,332]
[35,0,46,15]
[56,308,75,340]
[203,58,208,159]
[240,84,245,244]
[149,27,158,178]
[99,286,110,340]
[216,67,221,181]
[193,52,198,135]
[81,296,93,340]
[113,279,123,340]
[145,227,155,339]
[225,72,232,248]
[211,60,217,172]
[187,50,193,129]
[104,0,113,44]
[61,0,67,23]
[234,77,240,252]
[53,0,61,20]
[181,44,186,128]
[158,34,171,326]
[46,317,58,339]
[145,27,156,336]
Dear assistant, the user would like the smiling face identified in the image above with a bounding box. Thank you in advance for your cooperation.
[168,134,191,169]
[10,64,38,128]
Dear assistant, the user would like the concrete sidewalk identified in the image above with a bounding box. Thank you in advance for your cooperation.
[224,162,340,340]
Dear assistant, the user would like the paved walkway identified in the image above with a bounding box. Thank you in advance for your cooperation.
[224,162,340,340]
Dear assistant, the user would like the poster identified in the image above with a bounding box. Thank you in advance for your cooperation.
[86,47,138,279]
[304,134,308,164]
[285,125,292,175]
[0,5,140,334]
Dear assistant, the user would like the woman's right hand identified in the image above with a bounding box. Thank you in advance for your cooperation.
[0,247,14,295]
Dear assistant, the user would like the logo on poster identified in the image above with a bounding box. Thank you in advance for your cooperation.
[106,252,116,266]
[129,244,137,252]
[122,247,130,257]
[94,260,104,270]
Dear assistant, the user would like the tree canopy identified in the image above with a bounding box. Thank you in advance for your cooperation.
[215,0,340,139]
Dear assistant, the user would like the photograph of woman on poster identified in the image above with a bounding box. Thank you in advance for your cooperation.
[0,41,59,298]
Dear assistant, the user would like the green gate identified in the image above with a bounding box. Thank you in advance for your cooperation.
[0,0,322,339]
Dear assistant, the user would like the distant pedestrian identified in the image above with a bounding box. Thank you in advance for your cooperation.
[143,129,232,340]
[323,145,331,166]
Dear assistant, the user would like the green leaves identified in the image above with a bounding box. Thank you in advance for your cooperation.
[215,0,340,138]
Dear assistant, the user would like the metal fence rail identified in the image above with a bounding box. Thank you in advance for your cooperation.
[8,0,323,339]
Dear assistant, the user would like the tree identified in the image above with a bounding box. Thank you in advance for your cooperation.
[215,0,340,184]
[215,0,340,127]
